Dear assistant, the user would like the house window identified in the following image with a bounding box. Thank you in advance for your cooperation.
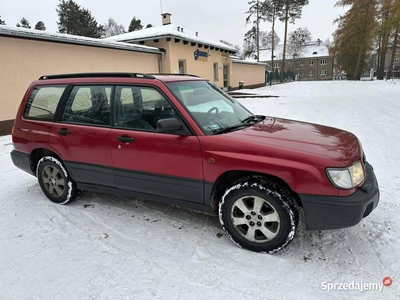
[395,58,399,63]
[273,63,280,69]
[320,70,327,76]
[320,59,328,65]
[213,63,219,81]
[178,60,186,74]
[287,62,293,67]
[309,70,314,76]
[309,60,314,66]
[396,50,399,54]
[300,61,304,66]
[300,71,304,76]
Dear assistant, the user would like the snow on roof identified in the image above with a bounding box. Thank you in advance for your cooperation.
[232,59,267,66]
[0,25,162,54]
[104,24,237,53]
[248,40,330,62]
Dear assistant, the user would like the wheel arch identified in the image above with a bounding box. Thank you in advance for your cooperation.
[29,148,63,176]
[209,170,302,214]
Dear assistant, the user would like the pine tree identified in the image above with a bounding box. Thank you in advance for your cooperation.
[104,18,125,37]
[0,16,6,25]
[56,0,104,38]
[16,17,31,29]
[332,0,378,80]
[128,17,143,32]
[278,0,309,81]
[35,21,46,31]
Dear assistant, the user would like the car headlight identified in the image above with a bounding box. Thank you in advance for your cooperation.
[326,160,365,189]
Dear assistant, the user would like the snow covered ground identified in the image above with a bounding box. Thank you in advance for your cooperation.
[0,80,399,299]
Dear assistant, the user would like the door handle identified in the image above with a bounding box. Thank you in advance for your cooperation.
[57,128,71,136]
[116,136,135,143]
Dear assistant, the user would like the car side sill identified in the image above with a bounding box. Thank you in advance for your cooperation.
[77,182,214,214]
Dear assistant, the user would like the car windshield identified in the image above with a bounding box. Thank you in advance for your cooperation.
[166,80,261,135]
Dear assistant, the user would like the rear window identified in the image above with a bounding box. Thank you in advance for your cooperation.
[24,86,66,120]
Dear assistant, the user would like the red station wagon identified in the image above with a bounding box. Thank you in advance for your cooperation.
[11,73,380,253]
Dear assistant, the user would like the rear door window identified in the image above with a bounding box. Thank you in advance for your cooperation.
[24,86,66,120]
[62,85,112,126]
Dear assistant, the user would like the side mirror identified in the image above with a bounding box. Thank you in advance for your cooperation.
[157,118,183,134]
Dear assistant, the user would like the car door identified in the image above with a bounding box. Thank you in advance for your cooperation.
[110,85,204,204]
[49,84,115,187]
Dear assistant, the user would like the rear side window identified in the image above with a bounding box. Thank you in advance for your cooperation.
[24,86,66,120]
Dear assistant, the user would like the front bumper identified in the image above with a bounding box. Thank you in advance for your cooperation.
[299,162,379,230]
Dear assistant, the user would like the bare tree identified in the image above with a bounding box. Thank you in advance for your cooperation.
[104,18,125,37]
[287,27,312,57]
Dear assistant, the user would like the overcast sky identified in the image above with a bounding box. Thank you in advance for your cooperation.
[1,0,347,45]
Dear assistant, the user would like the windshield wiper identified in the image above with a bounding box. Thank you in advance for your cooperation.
[213,123,253,135]
[212,115,265,135]
[240,115,265,124]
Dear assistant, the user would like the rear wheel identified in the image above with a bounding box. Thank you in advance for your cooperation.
[219,177,298,253]
[36,156,79,204]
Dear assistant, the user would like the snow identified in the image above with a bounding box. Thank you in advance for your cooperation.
[1,80,399,299]
[104,23,237,52]
[0,25,161,53]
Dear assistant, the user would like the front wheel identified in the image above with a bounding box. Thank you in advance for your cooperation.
[219,177,298,253]
[36,156,79,204]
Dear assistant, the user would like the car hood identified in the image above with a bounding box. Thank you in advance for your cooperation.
[226,116,361,165]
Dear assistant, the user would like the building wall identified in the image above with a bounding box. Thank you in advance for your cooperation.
[0,36,161,135]
[143,38,233,88]
[373,48,400,78]
[264,55,334,81]
[231,62,266,89]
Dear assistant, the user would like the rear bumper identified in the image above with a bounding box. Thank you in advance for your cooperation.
[10,149,34,176]
[299,162,379,230]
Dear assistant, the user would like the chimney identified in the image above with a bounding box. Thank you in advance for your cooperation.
[196,32,198,36]
[161,13,171,25]
[177,26,180,31]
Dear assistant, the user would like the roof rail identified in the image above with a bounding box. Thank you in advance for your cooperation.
[39,73,156,80]
[150,73,200,77]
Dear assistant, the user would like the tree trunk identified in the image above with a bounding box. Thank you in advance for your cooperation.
[378,29,390,79]
[271,6,276,75]
[256,0,260,62]
[280,0,289,82]
[387,24,399,79]
[376,34,382,78]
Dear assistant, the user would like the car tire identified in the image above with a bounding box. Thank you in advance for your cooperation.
[36,156,79,204]
[219,177,298,253]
